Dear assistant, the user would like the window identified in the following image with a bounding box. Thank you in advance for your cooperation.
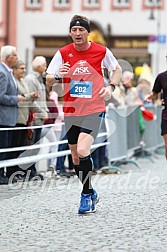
[144,0,162,7]
[26,0,42,8]
[53,0,71,9]
[83,0,100,7]
[82,0,101,10]
[112,0,131,7]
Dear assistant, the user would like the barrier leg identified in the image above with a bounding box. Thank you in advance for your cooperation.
[130,145,155,163]
[100,160,126,174]
[112,159,141,168]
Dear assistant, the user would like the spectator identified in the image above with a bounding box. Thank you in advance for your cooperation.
[52,81,64,142]
[0,45,25,184]
[6,60,41,180]
[91,120,108,173]
[121,71,142,106]
[137,78,153,107]
[50,83,75,178]
[41,85,59,178]
[106,82,125,108]
[24,56,48,180]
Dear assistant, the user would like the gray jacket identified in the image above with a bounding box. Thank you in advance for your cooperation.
[25,71,48,126]
[17,78,43,125]
[0,63,18,126]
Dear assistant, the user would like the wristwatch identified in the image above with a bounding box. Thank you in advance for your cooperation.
[108,83,116,92]
[54,74,62,81]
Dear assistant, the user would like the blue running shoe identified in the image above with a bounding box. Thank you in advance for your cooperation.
[91,189,99,212]
[78,193,92,214]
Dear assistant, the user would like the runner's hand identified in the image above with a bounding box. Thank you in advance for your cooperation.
[59,62,70,78]
[99,86,112,101]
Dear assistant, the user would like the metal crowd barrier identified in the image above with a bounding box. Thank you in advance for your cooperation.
[142,105,162,149]
[100,107,128,174]
[103,105,164,172]
[126,106,141,151]
[127,105,164,161]
[105,107,127,161]
[0,123,109,170]
[102,106,140,173]
[0,105,164,173]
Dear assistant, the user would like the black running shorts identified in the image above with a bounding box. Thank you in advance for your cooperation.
[64,112,105,144]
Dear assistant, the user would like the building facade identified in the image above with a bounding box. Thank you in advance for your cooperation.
[0,0,166,80]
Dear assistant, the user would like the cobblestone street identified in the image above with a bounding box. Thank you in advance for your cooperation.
[0,153,167,252]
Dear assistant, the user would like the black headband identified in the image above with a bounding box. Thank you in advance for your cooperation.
[69,19,90,33]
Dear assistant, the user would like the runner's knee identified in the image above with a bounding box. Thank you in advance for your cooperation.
[77,146,89,158]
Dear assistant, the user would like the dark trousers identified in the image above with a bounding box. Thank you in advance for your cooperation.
[6,124,28,177]
[91,145,107,170]
[0,125,13,176]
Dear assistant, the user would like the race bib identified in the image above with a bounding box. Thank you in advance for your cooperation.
[70,80,92,98]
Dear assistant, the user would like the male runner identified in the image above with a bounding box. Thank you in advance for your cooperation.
[46,15,122,214]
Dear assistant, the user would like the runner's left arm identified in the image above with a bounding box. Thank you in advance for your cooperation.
[103,48,122,86]
[99,48,122,100]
